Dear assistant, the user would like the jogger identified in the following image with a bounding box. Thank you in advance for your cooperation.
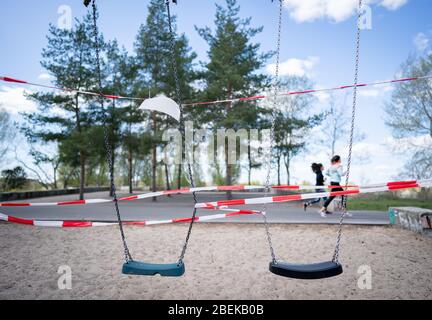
[320,155,346,217]
[304,163,327,211]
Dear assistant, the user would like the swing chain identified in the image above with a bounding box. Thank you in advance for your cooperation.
[165,0,199,265]
[89,0,132,263]
[333,0,362,263]
[262,0,284,264]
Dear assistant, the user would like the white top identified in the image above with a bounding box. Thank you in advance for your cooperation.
[325,164,346,183]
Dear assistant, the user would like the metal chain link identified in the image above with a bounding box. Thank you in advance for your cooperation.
[332,0,362,263]
[165,0,199,265]
[90,0,132,263]
[262,0,284,264]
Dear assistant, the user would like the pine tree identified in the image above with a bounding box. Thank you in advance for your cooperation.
[134,0,197,196]
[196,0,272,197]
[100,40,141,195]
[22,13,101,200]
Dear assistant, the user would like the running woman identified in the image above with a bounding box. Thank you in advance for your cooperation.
[304,163,327,211]
[320,155,347,217]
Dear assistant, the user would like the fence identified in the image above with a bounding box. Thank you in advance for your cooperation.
[0,187,110,202]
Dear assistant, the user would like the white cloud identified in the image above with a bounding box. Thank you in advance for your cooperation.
[267,56,319,77]
[38,73,53,80]
[379,0,408,10]
[359,89,380,97]
[0,86,37,114]
[283,0,408,23]
[413,32,429,52]
[358,84,393,98]
[283,0,356,22]
[316,90,330,103]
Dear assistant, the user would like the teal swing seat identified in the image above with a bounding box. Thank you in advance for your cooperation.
[122,260,185,277]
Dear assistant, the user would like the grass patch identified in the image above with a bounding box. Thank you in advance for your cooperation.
[347,194,432,211]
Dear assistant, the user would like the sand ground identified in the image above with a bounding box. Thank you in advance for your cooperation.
[0,222,431,300]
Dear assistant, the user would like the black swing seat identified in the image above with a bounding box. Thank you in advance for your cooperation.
[122,260,185,277]
[269,261,343,280]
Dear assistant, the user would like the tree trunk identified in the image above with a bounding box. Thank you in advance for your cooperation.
[110,146,115,197]
[247,144,252,185]
[63,172,70,190]
[164,163,171,194]
[152,112,157,202]
[152,145,157,201]
[53,166,58,190]
[177,164,182,189]
[128,147,133,194]
[284,154,291,185]
[225,141,232,200]
[75,93,85,200]
[79,151,85,200]
[109,100,116,197]
[277,154,281,186]
[225,88,233,199]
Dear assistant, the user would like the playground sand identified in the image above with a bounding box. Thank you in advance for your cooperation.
[0,222,431,300]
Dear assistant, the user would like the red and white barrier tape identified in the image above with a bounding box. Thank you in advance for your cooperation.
[0,209,261,228]
[0,185,264,207]
[196,180,432,208]
[2,75,431,106]
[0,76,140,101]
[2,180,430,227]
[117,185,264,201]
[184,76,432,106]
[272,179,429,190]
[1,180,429,207]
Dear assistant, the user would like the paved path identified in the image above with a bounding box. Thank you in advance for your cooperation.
[0,191,389,225]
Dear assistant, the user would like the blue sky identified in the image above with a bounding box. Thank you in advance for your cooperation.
[1,0,431,184]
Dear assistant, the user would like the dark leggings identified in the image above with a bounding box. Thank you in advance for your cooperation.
[307,189,326,205]
[323,182,345,209]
